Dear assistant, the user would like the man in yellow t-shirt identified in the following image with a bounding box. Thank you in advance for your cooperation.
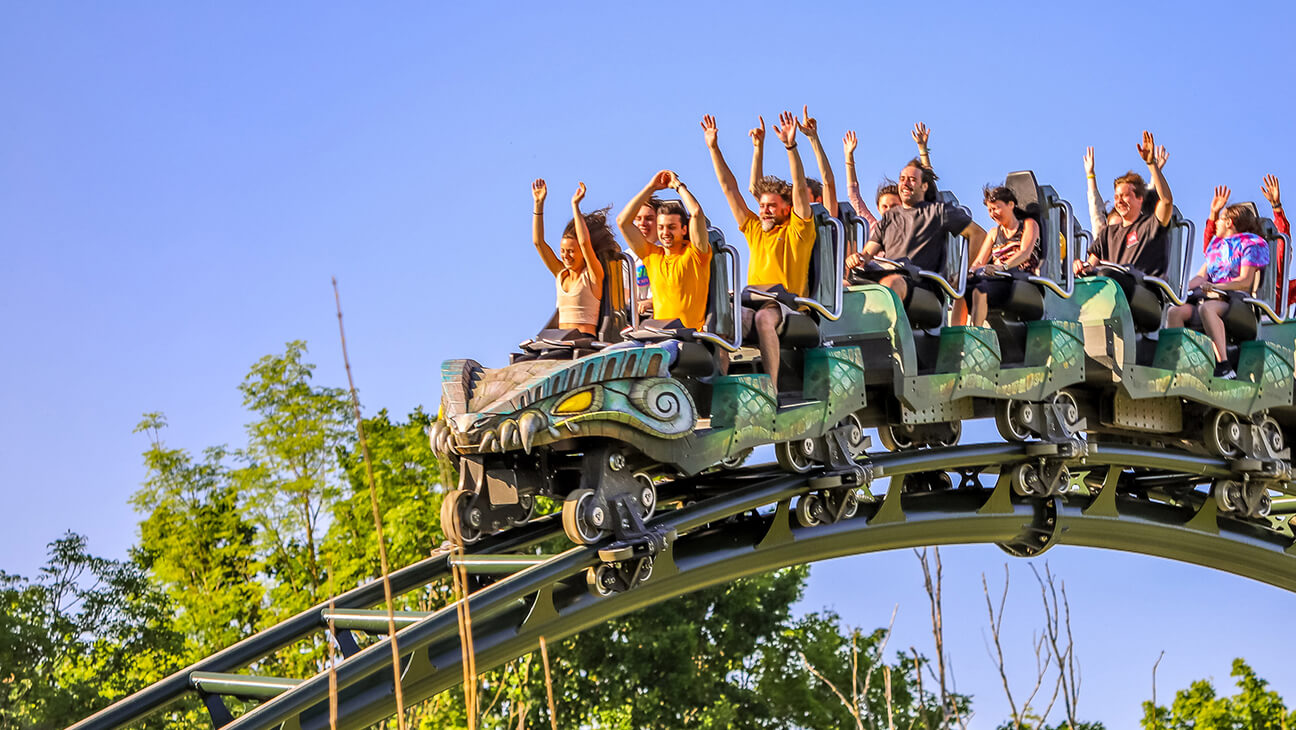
[616,170,712,330]
[702,110,815,392]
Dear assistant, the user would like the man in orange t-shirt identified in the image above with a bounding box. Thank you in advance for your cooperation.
[616,170,712,330]
[702,110,814,392]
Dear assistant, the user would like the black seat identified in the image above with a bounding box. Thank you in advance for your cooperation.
[620,228,742,376]
[842,193,968,332]
[741,202,843,349]
[513,251,634,363]
[1185,202,1288,344]
[1090,205,1192,334]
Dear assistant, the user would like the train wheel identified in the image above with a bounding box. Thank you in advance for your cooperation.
[719,448,753,469]
[995,401,1032,442]
[776,439,816,473]
[1259,416,1285,455]
[1214,480,1242,513]
[508,493,537,526]
[842,413,868,458]
[440,489,482,545]
[1011,463,1047,497]
[934,421,962,448]
[635,474,658,521]
[562,489,609,545]
[1204,411,1244,459]
[877,424,916,452]
[1052,391,1082,432]
[586,564,619,597]
[794,493,823,527]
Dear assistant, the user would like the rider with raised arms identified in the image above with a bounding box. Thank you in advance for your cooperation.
[616,170,713,330]
[1075,131,1175,277]
[702,110,815,393]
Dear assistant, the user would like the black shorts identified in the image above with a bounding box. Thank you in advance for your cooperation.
[971,276,1015,307]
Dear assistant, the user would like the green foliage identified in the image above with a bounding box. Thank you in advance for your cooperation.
[752,609,963,729]
[325,406,449,591]
[233,340,353,618]
[1141,658,1296,730]
[132,412,262,657]
[0,534,183,729]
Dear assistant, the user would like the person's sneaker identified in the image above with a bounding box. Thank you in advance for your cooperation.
[1213,362,1236,380]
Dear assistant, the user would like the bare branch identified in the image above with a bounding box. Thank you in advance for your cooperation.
[799,650,864,730]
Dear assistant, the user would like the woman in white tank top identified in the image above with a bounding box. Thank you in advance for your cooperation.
[532,179,605,335]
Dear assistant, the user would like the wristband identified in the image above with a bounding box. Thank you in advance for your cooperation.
[785,143,797,150]
[1086,174,1095,180]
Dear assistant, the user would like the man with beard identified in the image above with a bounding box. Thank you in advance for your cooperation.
[702,110,815,392]
[616,170,712,330]
[847,159,986,306]
[1075,131,1174,278]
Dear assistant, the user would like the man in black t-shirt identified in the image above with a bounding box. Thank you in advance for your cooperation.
[846,158,986,304]
[1077,131,1175,278]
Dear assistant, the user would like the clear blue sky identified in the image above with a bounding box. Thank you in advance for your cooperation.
[3,1,1294,726]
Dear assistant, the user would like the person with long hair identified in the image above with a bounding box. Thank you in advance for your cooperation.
[963,185,1040,326]
[1167,186,1270,378]
[531,179,616,336]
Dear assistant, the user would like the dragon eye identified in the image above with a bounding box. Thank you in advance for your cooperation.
[553,389,594,415]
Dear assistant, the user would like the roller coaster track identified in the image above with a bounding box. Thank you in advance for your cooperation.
[70,441,1296,730]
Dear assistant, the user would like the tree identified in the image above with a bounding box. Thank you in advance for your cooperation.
[0,534,184,730]
[1141,658,1296,730]
[234,340,353,620]
[132,412,262,657]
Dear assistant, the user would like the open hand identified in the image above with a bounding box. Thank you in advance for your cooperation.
[796,104,819,139]
[1210,185,1231,218]
[774,110,798,147]
[1155,145,1169,169]
[1137,130,1158,165]
[1263,174,1282,209]
[748,116,765,147]
[912,122,930,147]
[572,182,586,206]
[1083,147,1095,176]
[532,178,547,205]
[701,115,719,149]
[843,130,858,158]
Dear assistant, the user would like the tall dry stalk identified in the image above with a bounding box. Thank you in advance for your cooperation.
[332,278,406,729]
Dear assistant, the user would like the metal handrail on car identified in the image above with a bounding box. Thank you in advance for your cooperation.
[871,255,967,300]
[792,215,845,321]
[618,251,640,330]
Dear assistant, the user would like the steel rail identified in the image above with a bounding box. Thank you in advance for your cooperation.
[68,440,1275,730]
[218,446,1292,730]
[67,515,566,730]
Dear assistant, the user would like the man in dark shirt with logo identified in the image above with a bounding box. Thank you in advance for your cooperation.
[848,159,986,305]
[1076,131,1174,278]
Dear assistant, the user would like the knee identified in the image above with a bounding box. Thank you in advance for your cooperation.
[1167,304,1190,324]
[754,306,781,333]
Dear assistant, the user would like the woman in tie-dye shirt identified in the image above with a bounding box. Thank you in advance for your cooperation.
[1167,192,1270,378]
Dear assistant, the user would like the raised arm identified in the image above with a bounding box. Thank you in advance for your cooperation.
[617,171,671,259]
[702,114,755,225]
[531,179,562,276]
[1202,185,1231,252]
[1263,175,1289,236]
[1138,131,1174,226]
[799,105,837,217]
[669,171,710,255]
[1083,147,1106,233]
[843,131,878,226]
[774,110,812,220]
[913,122,933,170]
[571,182,603,286]
[747,116,765,198]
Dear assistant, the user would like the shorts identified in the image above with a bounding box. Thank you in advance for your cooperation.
[740,300,794,338]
